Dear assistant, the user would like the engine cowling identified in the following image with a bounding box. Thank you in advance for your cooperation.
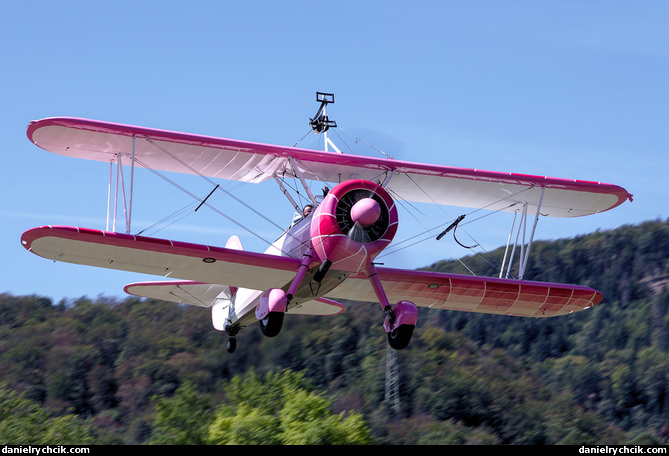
[310,180,398,272]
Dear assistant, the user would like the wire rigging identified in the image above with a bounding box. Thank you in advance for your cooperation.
[129,112,539,279]
[291,130,314,147]
[296,122,532,277]
[131,156,277,248]
[132,136,328,257]
[378,175,537,276]
[339,127,395,160]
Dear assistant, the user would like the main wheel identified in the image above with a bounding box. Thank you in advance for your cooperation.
[387,324,414,350]
[259,311,284,337]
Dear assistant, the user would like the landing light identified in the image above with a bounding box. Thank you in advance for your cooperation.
[203,257,216,263]
[427,283,439,289]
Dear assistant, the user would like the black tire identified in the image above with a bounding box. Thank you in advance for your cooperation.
[226,337,237,353]
[259,311,284,337]
[387,324,414,350]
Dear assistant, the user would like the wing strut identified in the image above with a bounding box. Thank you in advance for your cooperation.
[289,157,318,206]
[129,136,136,232]
[520,186,545,278]
[499,210,518,278]
[106,136,137,234]
[381,170,396,188]
[500,186,546,279]
[273,174,302,215]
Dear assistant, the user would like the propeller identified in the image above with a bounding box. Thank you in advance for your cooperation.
[335,189,390,243]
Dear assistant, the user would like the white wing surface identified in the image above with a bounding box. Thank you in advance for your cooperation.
[27,117,632,218]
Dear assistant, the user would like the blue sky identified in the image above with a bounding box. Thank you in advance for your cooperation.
[2,1,667,303]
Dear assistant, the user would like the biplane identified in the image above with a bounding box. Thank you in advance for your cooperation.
[21,93,632,353]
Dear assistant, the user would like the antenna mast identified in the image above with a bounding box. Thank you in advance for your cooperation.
[309,92,342,153]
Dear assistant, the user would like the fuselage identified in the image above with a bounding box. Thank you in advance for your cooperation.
[217,179,398,332]
[215,213,312,329]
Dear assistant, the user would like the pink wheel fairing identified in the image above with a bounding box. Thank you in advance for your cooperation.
[310,180,398,272]
[255,288,288,320]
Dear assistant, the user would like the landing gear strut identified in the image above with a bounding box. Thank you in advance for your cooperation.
[367,265,418,350]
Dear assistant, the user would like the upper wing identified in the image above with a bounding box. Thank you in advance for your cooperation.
[27,117,632,218]
[324,267,602,318]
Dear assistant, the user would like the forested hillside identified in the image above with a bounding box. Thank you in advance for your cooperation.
[1,219,668,444]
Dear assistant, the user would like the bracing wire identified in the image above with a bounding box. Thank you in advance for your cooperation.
[142,137,289,233]
[292,130,314,147]
[130,125,539,278]
[330,129,356,155]
[338,127,395,159]
[131,139,315,258]
[378,178,536,276]
[136,202,197,236]
[131,156,277,248]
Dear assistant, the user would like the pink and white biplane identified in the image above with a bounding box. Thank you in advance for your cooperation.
[21,94,632,352]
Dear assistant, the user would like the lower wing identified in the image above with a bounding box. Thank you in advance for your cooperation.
[326,267,602,317]
[21,225,600,318]
[21,225,300,290]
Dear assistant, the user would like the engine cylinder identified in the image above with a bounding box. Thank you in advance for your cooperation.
[310,180,398,272]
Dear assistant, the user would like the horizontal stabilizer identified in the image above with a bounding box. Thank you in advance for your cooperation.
[125,280,345,316]
[124,281,231,307]
[288,297,346,316]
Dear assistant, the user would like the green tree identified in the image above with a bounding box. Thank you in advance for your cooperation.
[0,384,95,444]
[280,389,371,444]
[149,381,212,444]
[207,369,372,445]
[208,405,281,445]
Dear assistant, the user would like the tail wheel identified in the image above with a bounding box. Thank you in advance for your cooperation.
[226,337,237,353]
[259,311,284,337]
[387,324,414,350]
